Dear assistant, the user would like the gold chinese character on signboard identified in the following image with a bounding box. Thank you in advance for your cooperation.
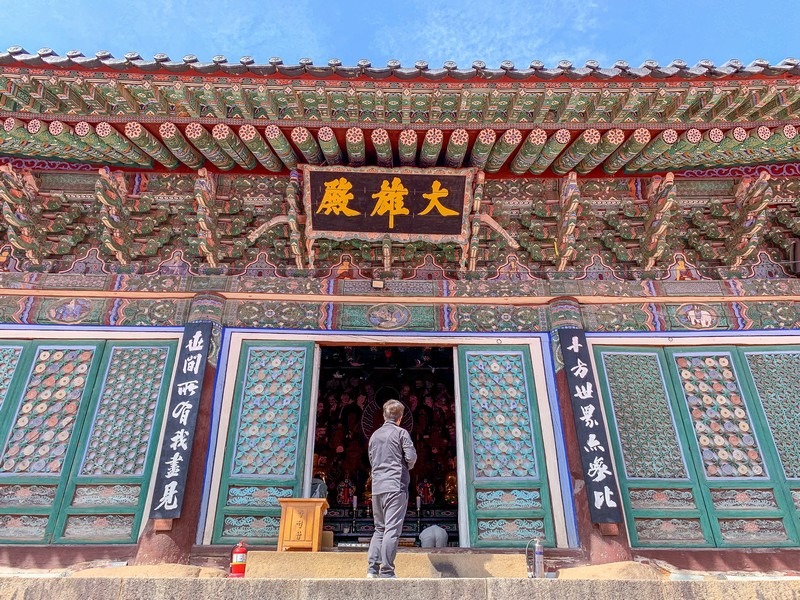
[317,177,360,216]
[419,180,458,216]
[370,177,409,229]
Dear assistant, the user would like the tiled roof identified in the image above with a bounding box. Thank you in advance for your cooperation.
[2,46,799,80]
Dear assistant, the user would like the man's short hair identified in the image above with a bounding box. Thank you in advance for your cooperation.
[383,399,405,422]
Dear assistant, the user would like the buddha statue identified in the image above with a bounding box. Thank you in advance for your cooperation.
[444,460,457,505]
[363,473,373,505]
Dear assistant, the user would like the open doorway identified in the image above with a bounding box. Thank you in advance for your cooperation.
[312,345,459,547]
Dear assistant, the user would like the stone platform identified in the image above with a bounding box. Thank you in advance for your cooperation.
[2,576,800,600]
[244,550,533,578]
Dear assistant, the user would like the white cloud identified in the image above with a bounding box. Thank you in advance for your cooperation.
[369,0,609,67]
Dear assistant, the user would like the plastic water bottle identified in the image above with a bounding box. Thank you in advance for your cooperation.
[533,538,544,578]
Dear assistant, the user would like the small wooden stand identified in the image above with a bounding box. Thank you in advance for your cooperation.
[277,498,329,552]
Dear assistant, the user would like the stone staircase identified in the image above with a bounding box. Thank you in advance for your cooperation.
[2,575,799,600]
[244,550,530,578]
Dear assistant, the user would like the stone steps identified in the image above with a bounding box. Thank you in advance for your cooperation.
[2,576,800,600]
[244,550,530,578]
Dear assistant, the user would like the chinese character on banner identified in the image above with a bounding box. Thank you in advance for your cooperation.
[580,404,599,428]
[177,381,199,397]
[170,429,189,451]
[318,177,360,217]
[419,181,458,216]
[183,353,202,375]
[558,328,622,524]
[165,452,184,478]
[584,433,605,453]
[171,401,194,425]
[185,330,205,352]
[570,359,589,379]
[567,336,583,353]
[154,481,179,512]
[587,456,612,482]
[574,382,594,400]
[593,486,618,509]
[371,177,410,229]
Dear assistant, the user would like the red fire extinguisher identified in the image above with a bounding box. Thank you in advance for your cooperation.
[230,540,248,578]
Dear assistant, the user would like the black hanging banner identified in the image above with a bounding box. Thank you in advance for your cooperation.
[150,321,213,520]
[558,328,623,524]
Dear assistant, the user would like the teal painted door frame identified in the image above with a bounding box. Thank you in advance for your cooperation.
[456,345,555,548]
[212,341,315,545]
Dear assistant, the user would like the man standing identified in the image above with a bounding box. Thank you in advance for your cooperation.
[367,399,416,578]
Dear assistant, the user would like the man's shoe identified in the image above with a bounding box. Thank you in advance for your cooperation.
[378,573,396,579]
[366,573,379,578]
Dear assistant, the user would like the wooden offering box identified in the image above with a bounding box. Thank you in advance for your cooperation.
[277,498,329,552]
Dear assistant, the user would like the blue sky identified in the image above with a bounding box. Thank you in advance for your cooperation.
[1,0,796,69]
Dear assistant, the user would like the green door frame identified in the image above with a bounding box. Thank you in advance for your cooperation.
[456,344,555,548]
[212,340,316,545]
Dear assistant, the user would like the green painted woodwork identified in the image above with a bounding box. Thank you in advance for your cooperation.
[484,129,522,173]
[317,126,343,166]
[603,128,650,174]
[0,340,177,544]
[290,127,323,165]
[575,129,625,174]
[264,125,298,169]
[624,129,678,172]
[159,122,204,169]
[398,129,418,167]
[0,345,24,410]
[123,122,179,169]
[345,127,366,167]
[419,128,444,169]
[212,341,315,545]
[73,121,130,165]
[529,129,570,174]
[238,124,284,172]
[52,342,177,543]
[91,122,151,166]
[184,123,235,170]
[371,128,393,168]
[468,129,495,170]
[444,129,469,169]
[509,129,547,174]
[552,129,600,175]
[456,345,554,548]
[742,350,800,478]
[2,67,800,174]
[595,344,800,549]
[212,124,258,170]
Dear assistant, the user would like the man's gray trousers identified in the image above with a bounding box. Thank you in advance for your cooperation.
[367,490,408,577]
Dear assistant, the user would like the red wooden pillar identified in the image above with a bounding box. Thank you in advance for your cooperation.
[549,297,632,564]
[135,293,224,565]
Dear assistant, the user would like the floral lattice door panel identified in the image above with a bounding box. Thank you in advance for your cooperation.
[213,341,315,545]
[52,342,177,543]
[456,346,555,548]
[595,348,715,547]
[595,344,800,548]
[0,341,177,544]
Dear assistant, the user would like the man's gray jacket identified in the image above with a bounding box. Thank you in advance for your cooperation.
[369,421,417,494]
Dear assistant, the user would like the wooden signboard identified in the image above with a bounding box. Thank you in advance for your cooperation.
[301,165,477,245]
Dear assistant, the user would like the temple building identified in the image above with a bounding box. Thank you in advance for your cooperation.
[0,47,798,570]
